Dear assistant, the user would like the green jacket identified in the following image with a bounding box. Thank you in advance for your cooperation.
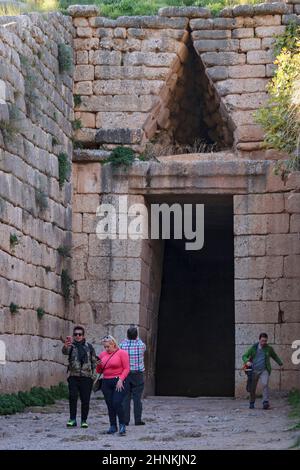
[62,341,97,379]
[242,343,283,375]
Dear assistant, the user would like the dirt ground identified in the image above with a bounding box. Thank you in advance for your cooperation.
[0,395,299,450]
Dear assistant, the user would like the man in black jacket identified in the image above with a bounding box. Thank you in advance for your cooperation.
[62,326,97,428]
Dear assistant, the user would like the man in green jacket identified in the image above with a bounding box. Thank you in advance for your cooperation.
[242,332,283,410]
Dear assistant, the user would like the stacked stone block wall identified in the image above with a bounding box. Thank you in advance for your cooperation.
[70,2,300,158]
[0,13,74,392]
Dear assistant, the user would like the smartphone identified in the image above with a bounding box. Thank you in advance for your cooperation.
[66,336,72,344]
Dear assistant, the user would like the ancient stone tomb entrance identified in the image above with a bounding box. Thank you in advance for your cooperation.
[146,195,235,397]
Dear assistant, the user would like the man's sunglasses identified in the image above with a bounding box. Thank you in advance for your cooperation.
[74,333,83,337]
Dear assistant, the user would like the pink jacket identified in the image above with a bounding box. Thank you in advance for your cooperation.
[96,348,130,381]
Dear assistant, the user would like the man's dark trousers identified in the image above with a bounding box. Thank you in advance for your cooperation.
[123,371,144,425]
[67,376,93,421]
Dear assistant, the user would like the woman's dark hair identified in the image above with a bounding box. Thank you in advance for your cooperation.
[73,325,85,335]
[259,332,268,339]
[127,326,138,340]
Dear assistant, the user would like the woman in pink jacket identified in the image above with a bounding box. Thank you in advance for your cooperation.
[96,335,130,436]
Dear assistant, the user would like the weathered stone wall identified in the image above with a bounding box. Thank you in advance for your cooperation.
[0,12,74,392]
[70,2,300,158]
[73,152,300,396]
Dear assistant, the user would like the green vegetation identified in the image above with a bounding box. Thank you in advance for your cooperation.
[52,136,60,147]
[61,269,74,300]
[57,0,260,18]
[0,104,20,141]
[58,43,73,73]
[72,119,82,131]
[0,382,68,416]
[73,95,82,107]
[36,307,45,319]
[255,22,300,176]
[105,146,135,167]
[58,152,71,188]
[9,233,19,249]
[35,188,49,211]
[288,389,300,447]
[2,1,262,18]
[9,303,19,314]
[58,245,71,257]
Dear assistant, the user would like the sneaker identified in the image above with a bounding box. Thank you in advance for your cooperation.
[135,421,145,425]
[119,424,126,436]
[249,402,255,409]
[106,425,118,434]
[67,419,77,427]
[263,401,270,410]
[81,421,88,428]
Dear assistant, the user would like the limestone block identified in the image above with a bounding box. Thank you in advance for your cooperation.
[194,39,239,52]
[72,213,82,233]
[123,51,177,67]
[125,281,142,303]
[87,256,110,279]
[212,17,244,29]
[93,79,163,96]
[74,65,94,81]
[266,234,300,255]
[74,18,89,27]
[266,63,277,77]
[89,235,111,257]
[232,28,254,38]
[76,280,109,302]
[235,279,263,301]
[240,38,261,51]
[108,302,140,325]
[247,50,275,64]
[192,30,231,40]
[74,38,99,51]
[255,26,286,38]
[77,27,93,38]
[158,6,211,18]
[234,214,289,235]
[264,279,300,301]
[75,111,95,128]
[228,64,266,79]
[285,193,300,213]
[275,323,300,345]
[79,95,157,113]
[67,5,100,17]
[77,163,101,194]
[96,111,147,130]
[235,301,279,323]
[110,281,126,302]
[76,50,89,64]
[89,50,120,65]
[189,18,214,30]
[200,52,246,66]
[279,302,300,323]
[224,92,268,110]
[73,194,100,213]
[234,194,285,214]
[216,79,268,96]
[284,255,300,278]
[206,66,228,81]
[261,37,276,50]
[290,214,300,232]
[74,81,93,95]
[234,235,266,257]
[235,255,283,279]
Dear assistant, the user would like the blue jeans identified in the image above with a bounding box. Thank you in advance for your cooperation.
[102,377,128,427]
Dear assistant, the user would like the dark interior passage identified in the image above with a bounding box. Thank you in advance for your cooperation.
[155,196,234,397]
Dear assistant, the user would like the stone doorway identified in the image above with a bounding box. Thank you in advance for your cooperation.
[151,195,235,397]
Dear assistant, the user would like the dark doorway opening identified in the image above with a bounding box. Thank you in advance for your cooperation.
[155,195,235,397]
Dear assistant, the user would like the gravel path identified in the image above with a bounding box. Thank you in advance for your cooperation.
[0,395,299,450]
